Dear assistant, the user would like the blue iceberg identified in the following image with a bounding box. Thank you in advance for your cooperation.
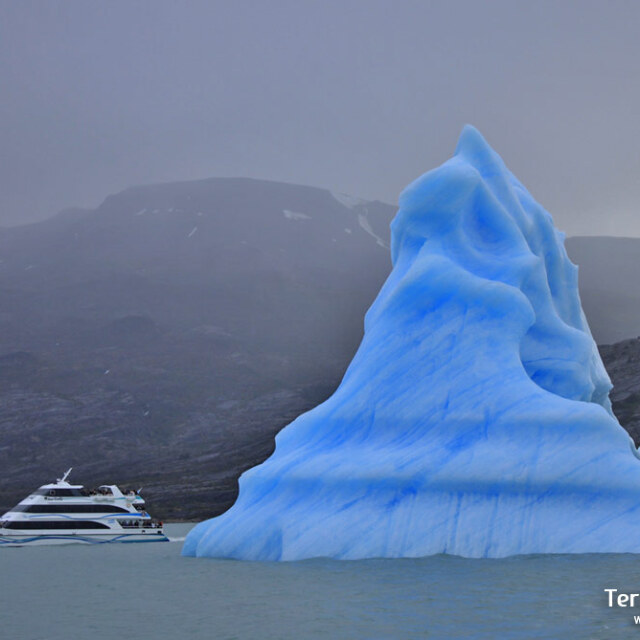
[184,126,640,560]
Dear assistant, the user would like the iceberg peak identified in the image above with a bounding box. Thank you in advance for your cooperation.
[455,124,496,160]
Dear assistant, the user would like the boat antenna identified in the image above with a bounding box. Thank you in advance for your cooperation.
[57,467,73,483]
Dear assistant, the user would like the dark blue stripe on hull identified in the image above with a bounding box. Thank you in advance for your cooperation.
[0,534,169,545]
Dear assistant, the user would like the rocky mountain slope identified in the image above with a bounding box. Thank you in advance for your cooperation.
[599,338,640,444]
[0,178,394,518]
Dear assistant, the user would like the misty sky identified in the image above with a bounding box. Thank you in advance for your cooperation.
[1,0,639,236]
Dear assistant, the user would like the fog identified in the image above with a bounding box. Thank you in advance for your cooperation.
[1,0,639,235]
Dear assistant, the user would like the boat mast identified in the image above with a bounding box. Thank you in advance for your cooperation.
[57,468,73,483]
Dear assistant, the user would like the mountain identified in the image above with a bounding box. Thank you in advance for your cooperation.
[0,177,638,520]
[0,178,395,518]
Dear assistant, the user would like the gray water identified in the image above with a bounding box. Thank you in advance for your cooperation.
[2,523,640,639]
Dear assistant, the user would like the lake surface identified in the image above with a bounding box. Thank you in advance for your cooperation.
[2,523,640,639]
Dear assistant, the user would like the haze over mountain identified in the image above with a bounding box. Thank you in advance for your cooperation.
[0,178,393,517]
[0,177,638,518]
[565,237,640,344]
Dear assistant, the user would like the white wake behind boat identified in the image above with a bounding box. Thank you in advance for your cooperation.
[0,468,169,546]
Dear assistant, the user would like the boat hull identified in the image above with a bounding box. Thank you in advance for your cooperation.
[0,532,170,546]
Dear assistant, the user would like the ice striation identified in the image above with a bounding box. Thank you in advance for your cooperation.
[183,126,640,560]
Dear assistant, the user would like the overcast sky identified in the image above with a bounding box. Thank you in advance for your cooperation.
[1,0,639,235]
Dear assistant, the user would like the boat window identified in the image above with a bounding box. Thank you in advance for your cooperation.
[2,520,110,530]
[12,504,130,514]
[42,488,84,497]
[118,519,145,528]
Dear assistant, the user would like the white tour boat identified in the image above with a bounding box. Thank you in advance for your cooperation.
[0,468,169,546]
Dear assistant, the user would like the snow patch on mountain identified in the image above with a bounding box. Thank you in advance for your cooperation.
[283,210,311,221]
